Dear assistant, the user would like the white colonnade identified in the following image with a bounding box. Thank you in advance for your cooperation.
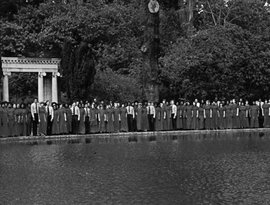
[1,57,61,102]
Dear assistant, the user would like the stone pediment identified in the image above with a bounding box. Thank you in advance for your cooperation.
[1,57,60,74]
[1,57,61,103]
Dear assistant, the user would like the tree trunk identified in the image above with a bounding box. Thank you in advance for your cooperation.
[141,0,160,102]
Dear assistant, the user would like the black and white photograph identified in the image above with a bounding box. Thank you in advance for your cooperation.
[0,0,270,204]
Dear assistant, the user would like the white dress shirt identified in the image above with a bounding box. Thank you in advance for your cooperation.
[126,106,135,118]
[171,104,177,118]
[31,102,39,118]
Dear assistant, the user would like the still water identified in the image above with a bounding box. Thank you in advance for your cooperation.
[1,132,270,204]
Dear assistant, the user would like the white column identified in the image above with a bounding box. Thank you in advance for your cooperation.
[38,72,46,102]
[3,72,11,102]
[52,72,59,103]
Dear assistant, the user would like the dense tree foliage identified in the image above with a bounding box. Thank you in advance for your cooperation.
[0,0,270,102]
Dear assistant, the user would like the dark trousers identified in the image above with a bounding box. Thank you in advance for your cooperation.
[32,113,39,136]
[85,116,90,134]
[171,114,176,130]
[72,115,78,134]
[47,115,52,135]
[148,114,155,131]
[127,114,134,132]
[133,118,137,132]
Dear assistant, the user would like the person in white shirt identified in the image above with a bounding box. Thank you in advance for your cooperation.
[45,100,54,135]
[71,102,80,134]
[171,100,177,130]
[126,102,135,132]
[30,98,40,136]
[147,102,156,131]
[84,103,91,134]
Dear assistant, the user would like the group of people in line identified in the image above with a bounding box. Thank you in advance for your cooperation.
[0,98,269,137]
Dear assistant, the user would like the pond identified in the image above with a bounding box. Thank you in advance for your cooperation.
[1,132,270,204]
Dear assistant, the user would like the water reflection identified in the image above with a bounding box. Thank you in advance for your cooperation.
[1,132,270,204]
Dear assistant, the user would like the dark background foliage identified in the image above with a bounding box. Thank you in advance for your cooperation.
[0,0,270,102]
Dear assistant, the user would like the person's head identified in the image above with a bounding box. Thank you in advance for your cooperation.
[13,104,17,109]
[40,102,44,107]
[34,98,38,103]
[170,100,175,105]
[2,102,7,108]
[8,103,12,108]
[20,103,25,109]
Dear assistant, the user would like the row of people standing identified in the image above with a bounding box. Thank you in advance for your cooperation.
[36,99,270,135]
[0,98,269,137]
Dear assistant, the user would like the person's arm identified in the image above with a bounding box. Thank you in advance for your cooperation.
[174,106,177,119]
[204,109,206,119]
[132,107,135,119]
[51,107,54,121]
[98,112,100,122]
[210,109,213,118]
[31,104,35,119]
[77,107,80,121]
[164,110,166,119]
[64,112,67,122]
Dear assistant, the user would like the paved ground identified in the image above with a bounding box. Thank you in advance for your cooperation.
[0,128,269,145]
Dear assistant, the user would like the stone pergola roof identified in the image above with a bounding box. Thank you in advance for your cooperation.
[1,57,61,103]
[1,57,61,74]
